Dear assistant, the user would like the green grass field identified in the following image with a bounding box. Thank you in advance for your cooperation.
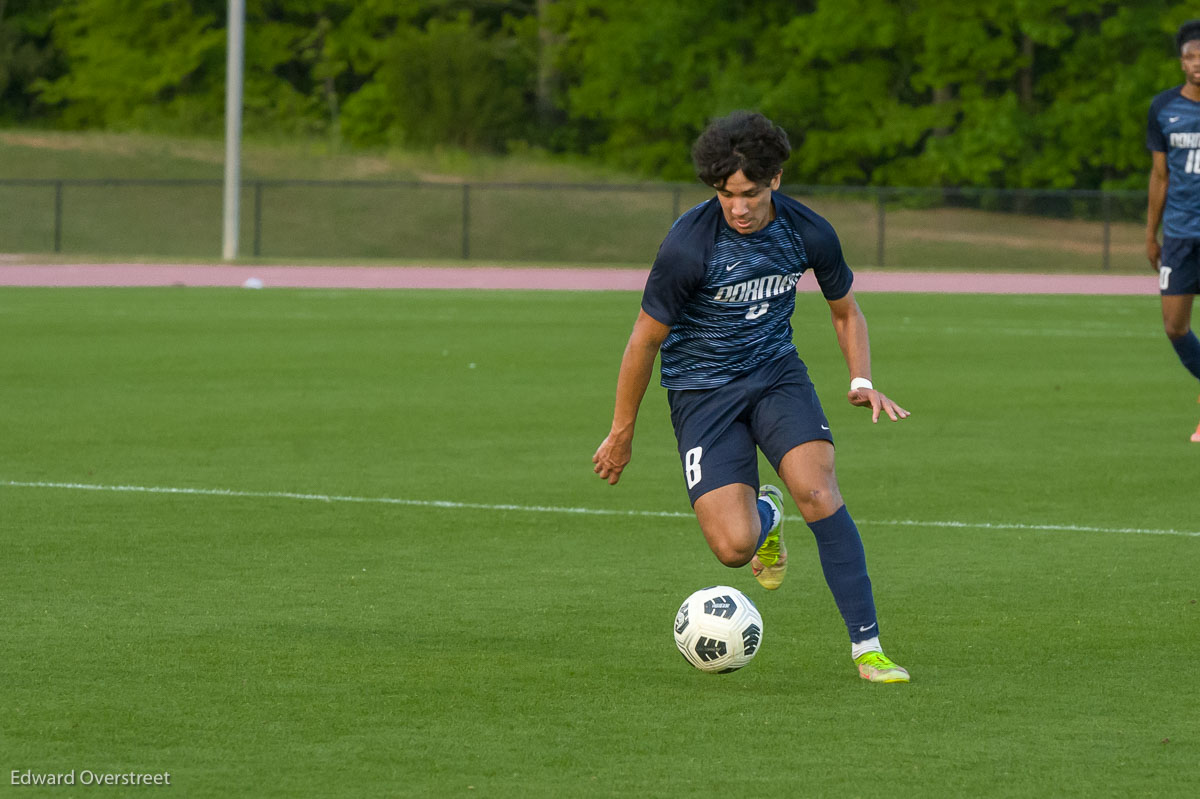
[2,286,1197,797]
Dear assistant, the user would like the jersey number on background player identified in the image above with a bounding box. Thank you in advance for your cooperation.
[1185,149,1200,174]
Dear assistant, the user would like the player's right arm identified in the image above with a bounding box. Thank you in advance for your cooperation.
[1147,149,1168,270]
[593,310,671,485]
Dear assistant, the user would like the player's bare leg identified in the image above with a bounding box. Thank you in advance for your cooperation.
[693,482,760,567]
[1160,293,1193,340]
[694,482,786,588]
[776,440,843,522]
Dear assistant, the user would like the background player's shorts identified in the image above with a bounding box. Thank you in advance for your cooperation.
[666,354,833,505]
[1159,236,1200,295]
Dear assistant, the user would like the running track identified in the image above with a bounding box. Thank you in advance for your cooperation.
[0,263,1158,294]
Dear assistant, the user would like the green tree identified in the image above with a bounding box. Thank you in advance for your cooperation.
[1014,0,1189,190]
[0,0,60,122]
[770,0,944,185]
[872,0,1186,189]
[14,0,1200,189]
[240,1,356,139]
[35,0,225,130]
[777,0,1192,189]
[559,0,805,179]
[557,0,1198,188]
[341,9,536,150]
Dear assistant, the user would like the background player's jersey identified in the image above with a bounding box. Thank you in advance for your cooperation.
[640,192,852,390]
[1148,86,1200,238]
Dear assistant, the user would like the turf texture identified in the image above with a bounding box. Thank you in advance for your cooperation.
[1,286,1197,797]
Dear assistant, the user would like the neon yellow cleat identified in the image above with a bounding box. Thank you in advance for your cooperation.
[750,484,787,590]
[855,651,911,683]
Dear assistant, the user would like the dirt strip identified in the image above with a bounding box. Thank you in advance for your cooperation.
[0,263,1157,295]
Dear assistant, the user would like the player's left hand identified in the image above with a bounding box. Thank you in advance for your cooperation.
[847,387,910,423]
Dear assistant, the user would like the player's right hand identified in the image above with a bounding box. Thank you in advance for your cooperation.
[592,434,632,485]
[1147,239,1162,271]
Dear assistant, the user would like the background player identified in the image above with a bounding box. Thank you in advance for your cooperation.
[592,111,912,683]
[1147,19,1200,441]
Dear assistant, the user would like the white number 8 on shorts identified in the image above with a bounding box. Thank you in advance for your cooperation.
[684,446,703,488]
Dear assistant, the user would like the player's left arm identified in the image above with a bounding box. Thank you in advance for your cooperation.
[827,289,910,423]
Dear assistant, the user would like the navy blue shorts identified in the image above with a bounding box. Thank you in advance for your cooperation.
[1159,236,1200,295]
[666,354,833,505]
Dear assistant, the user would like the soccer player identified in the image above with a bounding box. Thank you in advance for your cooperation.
[1147,19,1200,441]
[592,111,911,683]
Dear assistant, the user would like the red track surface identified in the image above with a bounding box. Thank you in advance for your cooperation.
[0,263,1157,294]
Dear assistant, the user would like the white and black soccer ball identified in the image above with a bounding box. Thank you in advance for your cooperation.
[673,585,763,673]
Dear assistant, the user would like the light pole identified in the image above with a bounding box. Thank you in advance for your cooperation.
[222,0,245,261]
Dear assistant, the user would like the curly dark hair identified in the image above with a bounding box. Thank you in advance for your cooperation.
[1178,20,1200,54]
[691,111,791,189]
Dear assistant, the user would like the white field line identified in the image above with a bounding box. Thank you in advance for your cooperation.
[4,479,1199,539]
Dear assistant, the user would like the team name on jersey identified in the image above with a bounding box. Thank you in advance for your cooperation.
[1170,131,1200,148]
[712,272,802,304]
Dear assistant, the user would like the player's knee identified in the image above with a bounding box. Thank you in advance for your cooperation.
[793,487,842,521]
[1165,320,1191,340]
[710,537,755,568]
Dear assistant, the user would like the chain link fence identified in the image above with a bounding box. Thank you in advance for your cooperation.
[0,178,1148,272]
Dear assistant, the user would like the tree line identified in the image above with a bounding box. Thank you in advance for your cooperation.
[0,0,1193,189]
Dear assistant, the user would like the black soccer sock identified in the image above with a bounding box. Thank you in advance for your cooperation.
[807,505,879,643]
[1170,330,1200,381]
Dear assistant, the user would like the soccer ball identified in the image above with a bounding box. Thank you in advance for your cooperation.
[673,585,763,673]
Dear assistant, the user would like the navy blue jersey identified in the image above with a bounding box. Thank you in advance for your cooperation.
[1148,86,1200,238]
[641,192,853,390]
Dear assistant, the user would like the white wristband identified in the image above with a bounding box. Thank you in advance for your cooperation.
[850,377,873,392]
